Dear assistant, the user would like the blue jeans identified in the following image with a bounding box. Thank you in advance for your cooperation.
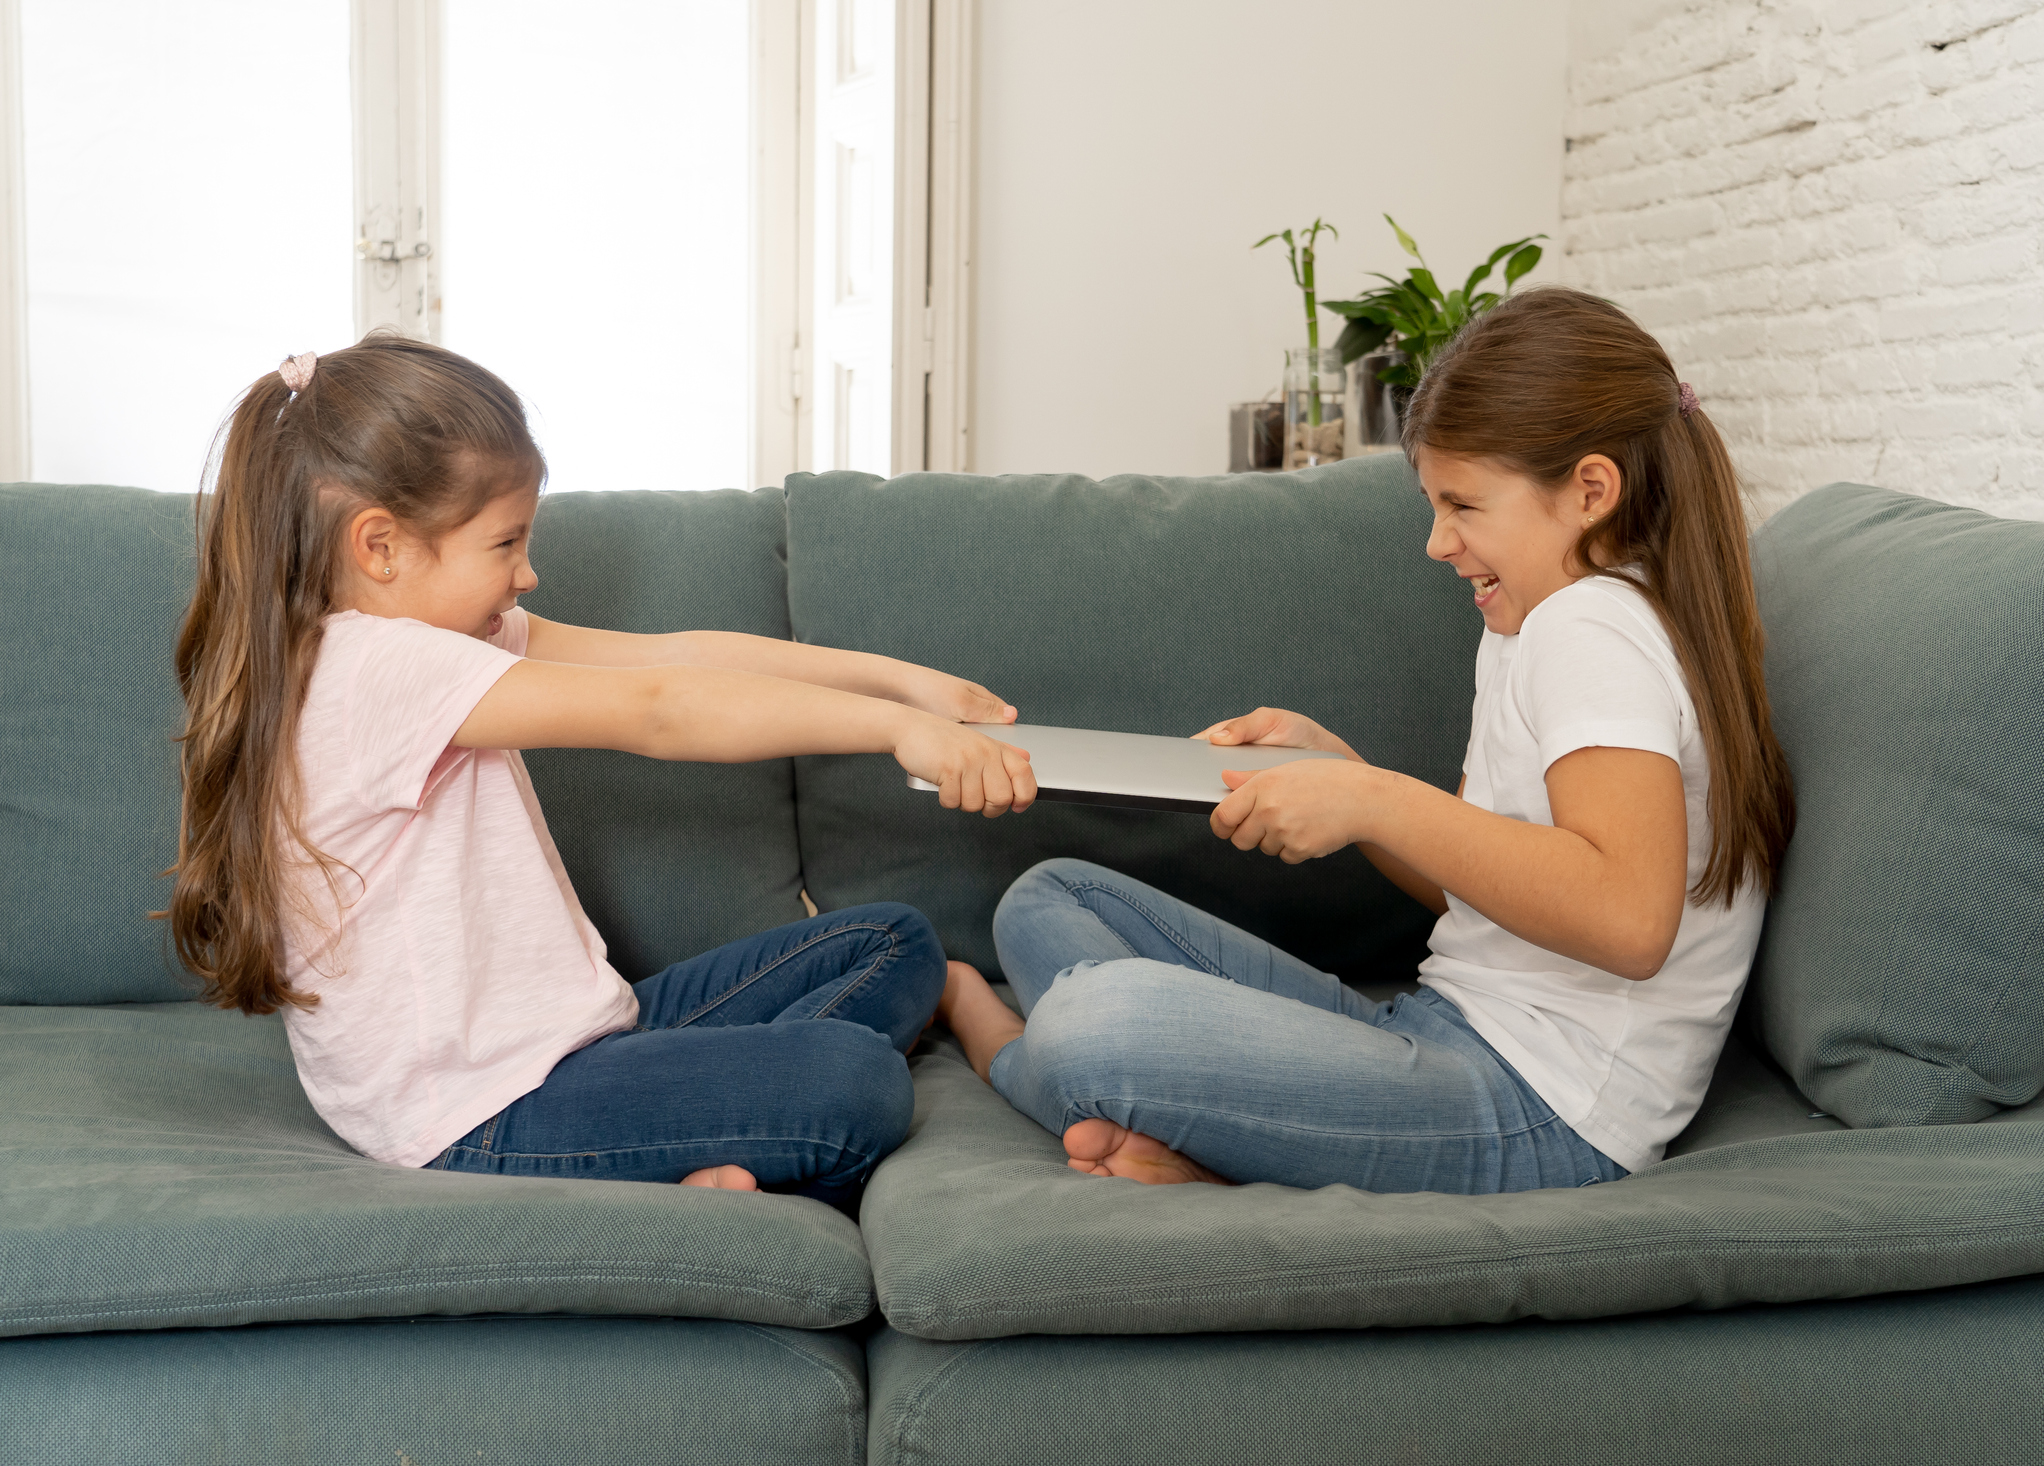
[987,859,1626,1194]
[428,903,945,1189]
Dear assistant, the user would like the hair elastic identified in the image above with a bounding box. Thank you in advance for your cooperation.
[279,353,318,394]
[1678,381,1700,418]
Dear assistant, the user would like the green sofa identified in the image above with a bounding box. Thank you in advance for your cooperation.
[4,457,2042,1464]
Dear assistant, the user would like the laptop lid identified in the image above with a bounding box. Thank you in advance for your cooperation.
[906,723,1346,814]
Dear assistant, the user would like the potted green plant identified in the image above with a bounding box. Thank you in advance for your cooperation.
[1324,216,1545,447]
[1254,218,1346,469]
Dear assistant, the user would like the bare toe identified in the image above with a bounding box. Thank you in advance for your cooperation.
[680,1164,759,1191]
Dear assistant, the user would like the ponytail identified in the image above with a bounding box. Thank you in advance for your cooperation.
[1403,288,1795,904]
[161,334,542,1013]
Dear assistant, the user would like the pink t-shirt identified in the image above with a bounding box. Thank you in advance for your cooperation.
[278,607,639,1166]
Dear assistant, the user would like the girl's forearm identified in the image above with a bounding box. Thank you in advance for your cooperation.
[1360,773,1673,979]
[634,662,917,762]
[663,631,912,700]
[1356,840,1448,916]
[524,618,912,700]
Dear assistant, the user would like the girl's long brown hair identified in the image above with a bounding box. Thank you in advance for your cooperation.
[1403,287,1794,904]
[161,334,543,1014]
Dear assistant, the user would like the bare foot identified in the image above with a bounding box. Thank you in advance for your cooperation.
[679,1164,758,1191]
[1062,1119,1232,1186]
[935,960,1025,1083]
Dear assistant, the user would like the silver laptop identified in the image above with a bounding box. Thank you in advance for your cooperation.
[906,723,1345,814]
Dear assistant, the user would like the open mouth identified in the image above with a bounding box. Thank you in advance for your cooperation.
[1471,574,1500,602]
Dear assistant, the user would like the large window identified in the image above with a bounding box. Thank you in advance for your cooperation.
[19,0,353,491]
[0,0,969,494]
[442,0,754,494]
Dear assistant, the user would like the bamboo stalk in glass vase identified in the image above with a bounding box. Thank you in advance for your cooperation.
[1324,215,1547,448]
[1255,219,1346,470]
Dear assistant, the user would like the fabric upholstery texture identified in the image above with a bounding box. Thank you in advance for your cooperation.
[0,1316,867,1466]
[862,1036,2044,1340]
[1747,485,2044,1128]
[0,1003,874,1336]
[0,485,199,1004]
[783,458,1481,986]
[517,488,809,979]
[865,1276,2044,1465]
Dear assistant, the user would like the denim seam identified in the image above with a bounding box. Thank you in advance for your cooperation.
[1059,1094,1580,1147]
[666,920,899,1028]
[437,1136,879,1165]
[807,927,901,1022]
[1061,877,1226,978]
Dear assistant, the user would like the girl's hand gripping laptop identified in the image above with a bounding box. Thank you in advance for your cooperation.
[1192,707,1363,762]
[894,716,1037,817]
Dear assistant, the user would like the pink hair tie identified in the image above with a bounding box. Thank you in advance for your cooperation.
[1678,381,1700,418]
[278,352,318,394]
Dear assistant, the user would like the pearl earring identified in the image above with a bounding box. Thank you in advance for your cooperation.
[383,565,394,576]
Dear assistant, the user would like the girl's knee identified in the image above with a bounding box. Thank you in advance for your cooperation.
[994,857,1113,938]
[839,900,945,992]
[806,1021,915,1146]
[1022,959,1193,1080]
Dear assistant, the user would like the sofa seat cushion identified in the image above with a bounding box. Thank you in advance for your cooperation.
[865,1279,2044,1466]
[1748,485,2044,1128]
[4,1316,867,1466]
[0,1003,874,1338]
[782,457,1482,990]
[861,1037,2044,1340]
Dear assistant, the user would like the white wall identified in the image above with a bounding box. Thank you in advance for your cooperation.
[1561,0,2044,521]
[969,0,1571,478]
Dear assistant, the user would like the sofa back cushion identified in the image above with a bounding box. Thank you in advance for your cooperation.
[1748,484,2044,1127]
[0,484,804,1004]
[518,489,807,979]
[1,485,197,1003]
[783,457,1482,984]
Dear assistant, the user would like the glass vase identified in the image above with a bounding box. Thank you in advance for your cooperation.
[1283,347,1346,469]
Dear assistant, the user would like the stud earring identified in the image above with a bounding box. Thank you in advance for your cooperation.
[383,565,394,576]
[1583,516,1596,528]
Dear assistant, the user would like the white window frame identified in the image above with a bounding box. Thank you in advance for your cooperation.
[352,0,441,344]
[0,0,970,488]
[891,0,972,473]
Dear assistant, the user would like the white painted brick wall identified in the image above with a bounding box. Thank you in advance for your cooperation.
[1561,0,2044,520]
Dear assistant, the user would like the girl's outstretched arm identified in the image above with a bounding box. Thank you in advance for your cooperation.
[453,659,1035,815]
[1211,747,1686,981]
[522,614,1012,725]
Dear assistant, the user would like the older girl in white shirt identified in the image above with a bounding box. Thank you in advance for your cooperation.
[940,287,1796,1193]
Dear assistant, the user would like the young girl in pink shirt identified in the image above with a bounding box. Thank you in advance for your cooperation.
[165,334,1036,1198]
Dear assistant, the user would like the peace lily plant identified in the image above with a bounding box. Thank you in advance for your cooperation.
[1325,215,1547,387]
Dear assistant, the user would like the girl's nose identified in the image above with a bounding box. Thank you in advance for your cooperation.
[1425,516,1458,563]
[515,560,539,593]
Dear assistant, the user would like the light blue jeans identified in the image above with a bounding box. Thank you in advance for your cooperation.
[986,858,1627,1194]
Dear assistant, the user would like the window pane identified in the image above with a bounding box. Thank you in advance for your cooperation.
[442,0,752,493]
[21,0,353,491]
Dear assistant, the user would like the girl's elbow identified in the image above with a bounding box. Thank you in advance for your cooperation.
[1615,918,1681,981]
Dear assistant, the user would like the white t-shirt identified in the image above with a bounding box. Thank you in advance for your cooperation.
[1418,575,1765,1174]
[278,607,639,1166]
